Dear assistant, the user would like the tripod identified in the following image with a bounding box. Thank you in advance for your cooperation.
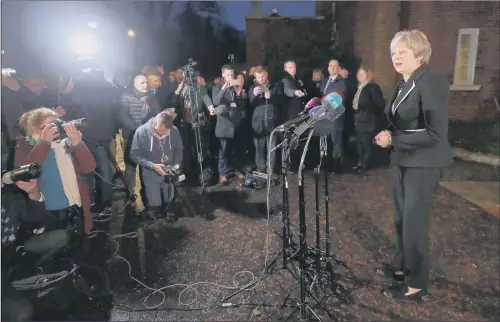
[182,60,207,190]
[308,136,346,294]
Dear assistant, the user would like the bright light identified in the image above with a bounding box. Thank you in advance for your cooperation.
[127,30,136,38]
[82,68,92,73]
[69,32,98,57]
[88,21,98,29]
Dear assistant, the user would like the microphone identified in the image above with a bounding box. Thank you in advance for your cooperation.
[292,91,344,137]
[304,97,321,110]
[2,163,42,184]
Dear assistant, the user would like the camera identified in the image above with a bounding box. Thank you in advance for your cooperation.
[181,58,200,84]
[243,170,279,189]
[162,164,186,183]
[2,163,42,184]
[51,118,87,140]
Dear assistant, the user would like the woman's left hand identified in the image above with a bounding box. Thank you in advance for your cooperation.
[375,130,392,148]
[64,124,83,146]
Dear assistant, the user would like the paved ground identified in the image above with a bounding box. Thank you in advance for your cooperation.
[36,155,500,321]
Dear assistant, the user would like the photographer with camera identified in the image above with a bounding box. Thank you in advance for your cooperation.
[130,111,183,222]
[14,107,97,239]
[212,64,246,185]
[249,66,281,179]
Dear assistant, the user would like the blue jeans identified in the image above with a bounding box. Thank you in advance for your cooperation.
[86,143,114,205]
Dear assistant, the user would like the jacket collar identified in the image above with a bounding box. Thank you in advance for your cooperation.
[386,64,429,115]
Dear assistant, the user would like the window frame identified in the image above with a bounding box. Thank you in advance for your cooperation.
[452,28,480,89]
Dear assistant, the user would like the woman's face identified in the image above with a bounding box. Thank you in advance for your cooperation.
[312,72,322,82]
[391,41,421,75]
[237,74,244,86]
[30,115,58,137]
[357,69,368,84]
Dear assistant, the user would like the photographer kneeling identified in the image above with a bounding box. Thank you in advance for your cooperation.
[14,108,97,244]
[130,111,183,222]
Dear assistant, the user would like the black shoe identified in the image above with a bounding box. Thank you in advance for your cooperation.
[352,164,362,171]
[383,284,428,302]
[376,263,405,282]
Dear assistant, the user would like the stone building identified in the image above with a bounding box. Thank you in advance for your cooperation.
[245,1,328,70]
[324,1,500,121]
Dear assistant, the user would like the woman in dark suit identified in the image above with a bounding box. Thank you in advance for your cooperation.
[375,30,453,301]
[352,67,385,172]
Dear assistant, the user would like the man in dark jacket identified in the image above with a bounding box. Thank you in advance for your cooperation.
[119,74,161,194]
[130,111,183,222]
[320,59,347,172]
[212,64,246,185]
[249,66,281,174]
[71,77,121,212]
[281,60,306,122]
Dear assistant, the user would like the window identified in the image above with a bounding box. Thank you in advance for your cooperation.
[452,28,480,90]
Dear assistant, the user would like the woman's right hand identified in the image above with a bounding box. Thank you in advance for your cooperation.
[40,123,58,142]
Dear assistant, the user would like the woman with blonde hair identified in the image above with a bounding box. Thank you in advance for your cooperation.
[375,30,452,301]
[15,107,96,241]
[352,66,385,172]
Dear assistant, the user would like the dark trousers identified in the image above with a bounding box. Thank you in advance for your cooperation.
[391,166,442,291]
[85,142,113,205]
[121,134,137,192]
[218,138,243,177]
[1,285,34,321]
[144,179,175,208]
[355,131,373,168]
[330,129,344,162]
[254,135,277,172]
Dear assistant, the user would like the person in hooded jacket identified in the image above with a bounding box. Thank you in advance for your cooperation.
[130,111,183,222]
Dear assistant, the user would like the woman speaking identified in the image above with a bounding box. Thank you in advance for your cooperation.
[375,30,453,301]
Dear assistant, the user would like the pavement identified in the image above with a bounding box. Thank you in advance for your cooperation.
[34,150,499,321]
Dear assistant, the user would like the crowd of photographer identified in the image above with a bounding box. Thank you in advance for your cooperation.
[1,57,382,320]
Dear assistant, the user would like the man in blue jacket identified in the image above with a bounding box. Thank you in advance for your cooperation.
[130,111,183,222]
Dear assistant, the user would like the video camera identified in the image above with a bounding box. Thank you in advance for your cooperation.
[162,164,186,183]
[181,58,200,84]
[244,170,279,189]
[51,118,87,140]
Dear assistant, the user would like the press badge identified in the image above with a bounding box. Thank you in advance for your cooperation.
[230,102,237,108]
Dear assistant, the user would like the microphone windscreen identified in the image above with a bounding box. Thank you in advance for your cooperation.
[304,97,321,110]
[307,105,329,121]
[321,90,343,110]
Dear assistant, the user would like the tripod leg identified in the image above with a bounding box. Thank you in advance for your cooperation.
[314,167,321,277]
[323,161,331,260]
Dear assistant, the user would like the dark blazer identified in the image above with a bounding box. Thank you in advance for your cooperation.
[320,75,347,130]
[249,82,282,137]
[281,73,304,121]
[385,64,453,168]
[354,82,385,132]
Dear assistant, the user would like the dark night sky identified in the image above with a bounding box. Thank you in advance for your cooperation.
[218,1,316,30]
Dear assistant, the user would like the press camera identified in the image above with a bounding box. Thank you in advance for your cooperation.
[181,58,200,84]
[51,118,86,140]
[2,163,41,184]
[163,164,186,183]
